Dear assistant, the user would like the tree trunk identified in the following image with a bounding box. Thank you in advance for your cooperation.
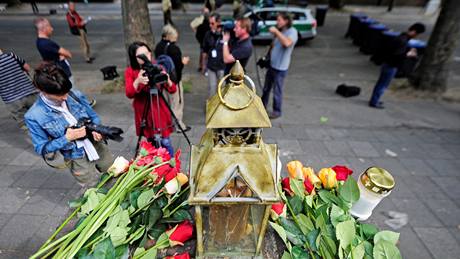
[121,0,155,57]
[410,0,460,92]
[6,0,22,7]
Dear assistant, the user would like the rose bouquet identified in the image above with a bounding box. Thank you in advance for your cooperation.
[270,161,401,259]
[31,141,193,259]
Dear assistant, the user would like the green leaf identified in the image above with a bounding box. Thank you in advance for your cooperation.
[339,178,360,203]
[76,247,90,258]
[281,251,293,259]
[139,248,157,259]
[147,207,163,228]
[336,220,356,251]
[80,190,101,215]
[305,195,313,208]
[155,232,170,249]
[114,244,129,259]
[306,229,320,251]
[290,178,305,199]
[68,197,86,208]
[148,224,167,240]
[330,204,346,227]
[137,189,154,210]
[318,190,341,205]
[129,189,142,209]
[322,234,338,257]
[280,218,303,236]
[288,195,303,215]
[128,227,145,245]
[373,240,402,259]
[133,247,145,257]
[291,246,309,259]
[269,221,288,247]
[352,242,366,259]
[110,226,129,247]
[118,209,131,228]
[363,241,374,259]
[297,213,314,234]
[92,238,116,259]
[360,223,379,240]
[374,231,400,245]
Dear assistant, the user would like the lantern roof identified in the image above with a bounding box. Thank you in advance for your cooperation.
[205,61,272,129]
[188,140,280,205]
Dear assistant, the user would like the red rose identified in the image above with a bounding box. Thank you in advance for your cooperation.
[281,177,294,196]
[136,155,155,167]
[165,253,190,259]
[332,165,353,181]
[270,202,287,220]
[167,220,194,246]
[304,178,315,194]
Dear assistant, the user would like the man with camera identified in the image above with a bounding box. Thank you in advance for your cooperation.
[202,13,225,97]
[66,1,94,64]
[222,17,253,74]
[261,12,297,119]
[25,63,114,187]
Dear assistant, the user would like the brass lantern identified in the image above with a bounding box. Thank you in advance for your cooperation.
[189,61,281,258]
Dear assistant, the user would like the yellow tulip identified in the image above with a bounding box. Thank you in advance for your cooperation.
[176,173,189,186]
[286,160,304,180]
[318,168,337,189]
[302,167,322,188]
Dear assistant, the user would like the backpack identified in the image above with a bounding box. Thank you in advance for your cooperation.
[156,42,178,84]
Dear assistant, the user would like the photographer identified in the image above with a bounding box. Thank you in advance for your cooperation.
[125,42,177,156]
[222,17,253,74]
[261,12,297,119]
[24,62,114,187]
[202,12,225,97]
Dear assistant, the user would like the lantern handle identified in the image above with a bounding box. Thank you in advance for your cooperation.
[217,74,256,110]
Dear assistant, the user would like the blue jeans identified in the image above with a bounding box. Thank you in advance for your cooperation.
[262,67,288,116]
[148,137,174,156]
[369,63,397,106]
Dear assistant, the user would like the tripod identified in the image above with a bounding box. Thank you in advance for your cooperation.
[134,81,192,157]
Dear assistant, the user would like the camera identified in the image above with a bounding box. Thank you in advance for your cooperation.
[136,54,169,86]
[72,118,124,142]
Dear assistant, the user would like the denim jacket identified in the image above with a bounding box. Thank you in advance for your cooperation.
[24,90,100,160]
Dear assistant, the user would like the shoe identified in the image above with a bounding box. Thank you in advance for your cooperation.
[369,102,384,109]
[89,99,97,107]
[177,125,192,133]
[269,113,281,119]
[86,57,95,64]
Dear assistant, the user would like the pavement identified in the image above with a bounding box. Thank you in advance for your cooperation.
[0,2,460,259]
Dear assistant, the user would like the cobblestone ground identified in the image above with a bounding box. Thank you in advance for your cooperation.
[0,3,459,258]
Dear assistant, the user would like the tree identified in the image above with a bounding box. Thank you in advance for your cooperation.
[121,0,155,54]
[409,0,460,92]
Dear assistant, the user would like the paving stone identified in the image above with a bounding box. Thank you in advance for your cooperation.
[399,158,437,177]
[280,125,309,139]
[414,227,460,259]
[431,176,460,205]
[12,166,54,188]
[263,127,284,139]
[346,128,377,142]
[277,139,303,156]
[325,128,349,140]
[392,129,423,144]
[371,157,410,177]
[345,157,374,175]
[0,214,13,231]
[449,227,460,244]
[0,250,28,259]
[316,156,349,169]
[415,130,447,144]
[324,140,354,157]
[418,143,455,159]
[0,165,29,188]
[398,227,434,259]
[372,141,426,159]
[8,150,41,166]
[39,171,78,189]
[391,198,443,228]
[25,215,65,252]
[444,144,460,158]
[18,189,67,216]
[425,159,459,177]
[424,199,460,227]
[437,131,460,144]
[400,175,446,200]
[299,140,330,157]
[0,147,25,166]
[348,141,380,157]
[305,127,332,140]
[372,130,400,143]
[388,175,417,199]
[0,214,45,250]
[0,187,37,214]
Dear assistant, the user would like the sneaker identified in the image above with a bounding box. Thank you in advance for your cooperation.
[269,113,281,119]
[86,57,95,64]
[177,125,192,133]
[369,102,384,109]
[89,99,97,107]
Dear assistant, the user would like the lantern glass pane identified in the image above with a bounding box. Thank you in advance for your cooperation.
[202,204,265,255]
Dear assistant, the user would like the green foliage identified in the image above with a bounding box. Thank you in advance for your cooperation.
[270,175,401,259]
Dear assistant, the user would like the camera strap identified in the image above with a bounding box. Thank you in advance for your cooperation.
[41,140,71,170]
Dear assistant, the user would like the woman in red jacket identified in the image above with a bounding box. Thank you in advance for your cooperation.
[125,41,177,155]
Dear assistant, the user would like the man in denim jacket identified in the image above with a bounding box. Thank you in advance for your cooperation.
[25,63,113,187]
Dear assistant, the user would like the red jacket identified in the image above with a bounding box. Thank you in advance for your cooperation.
[125,66,177,138]
[66,10,84,29]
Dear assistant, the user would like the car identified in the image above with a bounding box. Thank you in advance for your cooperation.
[243,6,317,42]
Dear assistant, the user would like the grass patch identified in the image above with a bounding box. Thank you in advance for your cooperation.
[182,79,193,93]
[100,75,125,94]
